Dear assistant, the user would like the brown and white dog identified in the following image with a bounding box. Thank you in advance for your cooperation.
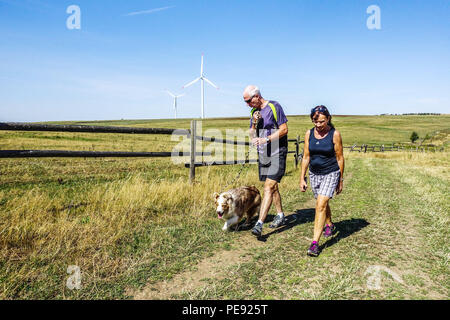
[214,186,261,231]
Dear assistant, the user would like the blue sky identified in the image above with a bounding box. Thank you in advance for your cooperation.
[0,0,449,122]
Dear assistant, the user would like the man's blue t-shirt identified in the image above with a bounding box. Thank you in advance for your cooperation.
[249,100,288,156]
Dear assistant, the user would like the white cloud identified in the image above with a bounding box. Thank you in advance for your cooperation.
[125,6,175,17]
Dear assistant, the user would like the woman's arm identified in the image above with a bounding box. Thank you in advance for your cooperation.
[300,130,311,192]
[334,130,345,194]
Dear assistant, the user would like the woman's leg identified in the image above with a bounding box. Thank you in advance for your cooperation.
[313,195,330,242]
[325,203,332,226]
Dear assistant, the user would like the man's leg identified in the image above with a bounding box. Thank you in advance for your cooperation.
[252,178,278,236]
[272,185,283,214]
[271,152,286,216]
[268,184,287,228]
[258,178,279,223]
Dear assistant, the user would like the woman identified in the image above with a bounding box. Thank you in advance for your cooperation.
[300,105,344,257]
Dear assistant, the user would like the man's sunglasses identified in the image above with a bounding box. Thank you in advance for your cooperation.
[244,95,255,104]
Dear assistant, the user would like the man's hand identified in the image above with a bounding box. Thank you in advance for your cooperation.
[252,137,268,146]
[253,110,261,124]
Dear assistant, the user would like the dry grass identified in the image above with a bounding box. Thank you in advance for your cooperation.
[0,160,262,299]
[1,115,448,299]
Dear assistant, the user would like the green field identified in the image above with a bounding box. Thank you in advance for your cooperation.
[0,115,449,299]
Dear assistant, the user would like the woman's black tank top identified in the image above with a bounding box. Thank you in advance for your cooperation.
[308,127,340,175]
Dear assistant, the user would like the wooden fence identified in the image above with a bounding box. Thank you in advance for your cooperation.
[0,122,209,159]
[3,121,444,183]
[185,120,304,182]
[0,121,304,183]
[344,143,445,153]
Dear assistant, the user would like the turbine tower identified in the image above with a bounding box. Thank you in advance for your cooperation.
[165,90,185,119]
[182,54,219,119]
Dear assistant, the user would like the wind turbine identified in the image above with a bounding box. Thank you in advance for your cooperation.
[182,54,219,119]
[165,90,185,119]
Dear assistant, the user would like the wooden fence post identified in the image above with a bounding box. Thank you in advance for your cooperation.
[189,120,197,183]
[295,135,300,169]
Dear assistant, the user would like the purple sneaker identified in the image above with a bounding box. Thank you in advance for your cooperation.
[307,241,320,257]
[323,224,336,238]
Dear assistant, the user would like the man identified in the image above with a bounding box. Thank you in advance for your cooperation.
[243,85,289,237]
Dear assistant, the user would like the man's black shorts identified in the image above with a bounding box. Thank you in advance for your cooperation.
[258,151,287,183]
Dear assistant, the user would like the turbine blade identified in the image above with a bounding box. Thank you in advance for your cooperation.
[165,90,175,97]
[177,93,185,98]
[201,54,204,76]
[203,77,219,89]
[183,77,200,88]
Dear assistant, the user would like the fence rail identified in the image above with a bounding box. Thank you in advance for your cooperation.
[185,159,259,168]
[0,122,196,161]
[344,143,445,153]
[186,120,304,182]
[0,122,189,135]
[193,135,251,146]
[0,150,210,158]
[1,120,305,183]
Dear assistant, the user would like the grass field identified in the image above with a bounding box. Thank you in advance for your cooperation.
[0,115,449,299]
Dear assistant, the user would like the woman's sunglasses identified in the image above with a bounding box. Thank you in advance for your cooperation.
[311,106,329,114]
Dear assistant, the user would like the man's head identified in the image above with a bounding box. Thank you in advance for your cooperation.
[243,85,264,109]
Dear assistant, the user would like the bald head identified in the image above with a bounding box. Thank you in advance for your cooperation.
[243,85,265,108]
[243,85,261,99]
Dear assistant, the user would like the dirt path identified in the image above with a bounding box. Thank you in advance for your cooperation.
[131,170,358,300]
[133,233,266,300]
[133,191,321,300]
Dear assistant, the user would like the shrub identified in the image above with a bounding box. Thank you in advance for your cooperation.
[410,131,419,143]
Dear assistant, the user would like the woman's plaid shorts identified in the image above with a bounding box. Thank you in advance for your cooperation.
[309,169,341,199]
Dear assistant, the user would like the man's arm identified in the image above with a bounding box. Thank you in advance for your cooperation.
[248,112,259,140]
[249,123,257,139]
[252,122,288,146]
[267,122,288,142]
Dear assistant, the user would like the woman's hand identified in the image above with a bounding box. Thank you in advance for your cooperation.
[300,177,308,192]
[336,180,343,194]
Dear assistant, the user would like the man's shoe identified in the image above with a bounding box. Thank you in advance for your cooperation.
[251,222,263,237]
[269,215,285,228]
[323,224,336,238]
[307,242,320,257]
